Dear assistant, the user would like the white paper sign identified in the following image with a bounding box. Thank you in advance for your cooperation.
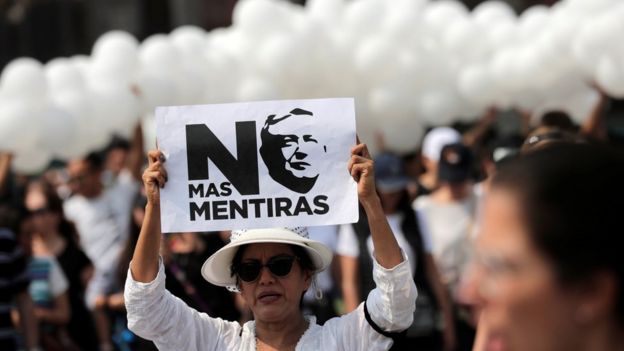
[156,98,359,233]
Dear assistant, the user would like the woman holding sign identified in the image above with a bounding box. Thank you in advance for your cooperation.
[124,142,417,350]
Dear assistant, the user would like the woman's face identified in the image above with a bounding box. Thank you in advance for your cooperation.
[24,188,59,234]
[465,189,583,351]
[238,243,311,323]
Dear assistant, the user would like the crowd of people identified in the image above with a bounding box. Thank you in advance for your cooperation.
[0,90,623,351]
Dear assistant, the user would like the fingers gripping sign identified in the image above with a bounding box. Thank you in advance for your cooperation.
[144,150,169,206]
[348,141,377,203]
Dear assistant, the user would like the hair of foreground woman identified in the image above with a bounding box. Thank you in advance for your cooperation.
[492,143,624,325]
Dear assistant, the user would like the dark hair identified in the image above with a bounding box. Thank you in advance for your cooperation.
[540,111,577,132]
[84,152,104,171]
[27,180,80,245]
[492,143,624,325]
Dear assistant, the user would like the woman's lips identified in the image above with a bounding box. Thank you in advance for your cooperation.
[486,332,508,351]
[258,292,281,303]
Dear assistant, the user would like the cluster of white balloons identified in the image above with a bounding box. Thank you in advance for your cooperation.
[1,0,623,173]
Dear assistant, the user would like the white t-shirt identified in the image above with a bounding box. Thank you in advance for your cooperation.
[412,190,477,295]
[64,170,139,269]
[336,213,431,275]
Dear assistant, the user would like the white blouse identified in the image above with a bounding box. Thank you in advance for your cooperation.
[124,255,417,350]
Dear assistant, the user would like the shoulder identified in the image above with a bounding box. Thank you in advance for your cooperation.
[412,195,432,210]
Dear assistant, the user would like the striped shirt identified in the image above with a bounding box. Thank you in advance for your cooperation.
[0,228,30,350]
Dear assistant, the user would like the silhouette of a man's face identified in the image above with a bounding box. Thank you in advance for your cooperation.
[260,108,326,194]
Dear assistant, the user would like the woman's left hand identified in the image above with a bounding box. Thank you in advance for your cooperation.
[348,142,378,205]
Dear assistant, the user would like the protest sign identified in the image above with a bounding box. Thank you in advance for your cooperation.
[156,98,358,232]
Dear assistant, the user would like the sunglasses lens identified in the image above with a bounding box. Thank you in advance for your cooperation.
[237,262,262,282]
[235,256,297,282]
[267,257,295,277]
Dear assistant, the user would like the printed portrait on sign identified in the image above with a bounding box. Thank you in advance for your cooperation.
[259,108,328,194]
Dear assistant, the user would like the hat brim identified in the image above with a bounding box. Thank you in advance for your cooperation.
[200,228,333,289]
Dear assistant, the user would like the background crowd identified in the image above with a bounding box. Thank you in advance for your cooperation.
[0,0,623,351]
[1,91,620,351]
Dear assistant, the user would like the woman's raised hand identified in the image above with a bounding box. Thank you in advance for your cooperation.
[143,150,168,206]
[348,142,378,205]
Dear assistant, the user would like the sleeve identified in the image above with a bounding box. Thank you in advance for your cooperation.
[124,258,242,351]
[322,253,417,350]
[415,209,434,254]
[365,253,417,332]
[49,257,69,297]
[336,224,359,258]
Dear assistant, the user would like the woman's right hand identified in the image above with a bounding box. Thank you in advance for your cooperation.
[143,150,168,206]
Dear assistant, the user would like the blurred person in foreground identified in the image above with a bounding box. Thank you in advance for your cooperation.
[125,143,417,350]
[464,143,624,351]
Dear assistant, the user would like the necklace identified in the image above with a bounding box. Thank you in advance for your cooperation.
[254,318,311,351]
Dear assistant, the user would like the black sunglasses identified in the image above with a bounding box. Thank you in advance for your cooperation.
[233,255,299,283]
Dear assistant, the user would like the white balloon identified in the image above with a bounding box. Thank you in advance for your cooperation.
[354,35,397,84]
[442,19,481,57]
[92,30,139,60]
[518,5,550,40]
[306,0,346,26]
[419,90,458,126]
[170,25,206,57]
[139,34,180,74]
[573,12,624,76]
[236,78,279,102]
[596,56,624,98]
[0,57,47,101]
[0,100,44,153]
[45,58,85,93]
[378,119,425,154]
[12,150,52,175]
[458,65,495,107]
[563,87,601,125]
[90,31,139,86]
[343,0,387,38]
[90,84,141,138]
[136,72,178,112]
[38,106,78,157]
[423,0,468,33]
[473,1,516,27]
[48,90,99,159]
[233,0,295,38]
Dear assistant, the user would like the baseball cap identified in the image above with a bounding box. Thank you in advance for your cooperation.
[374,152,412,193]
[438,143,474,183]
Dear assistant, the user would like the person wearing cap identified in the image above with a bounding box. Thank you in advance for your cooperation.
[419,127,463,194]
[413,142,479,351]
[124,142,417,350]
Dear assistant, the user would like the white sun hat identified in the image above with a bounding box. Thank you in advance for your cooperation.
[201,227,333,291]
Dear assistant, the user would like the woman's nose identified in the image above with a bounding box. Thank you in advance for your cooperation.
[257,265,276,285]
[458,263,486,307]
